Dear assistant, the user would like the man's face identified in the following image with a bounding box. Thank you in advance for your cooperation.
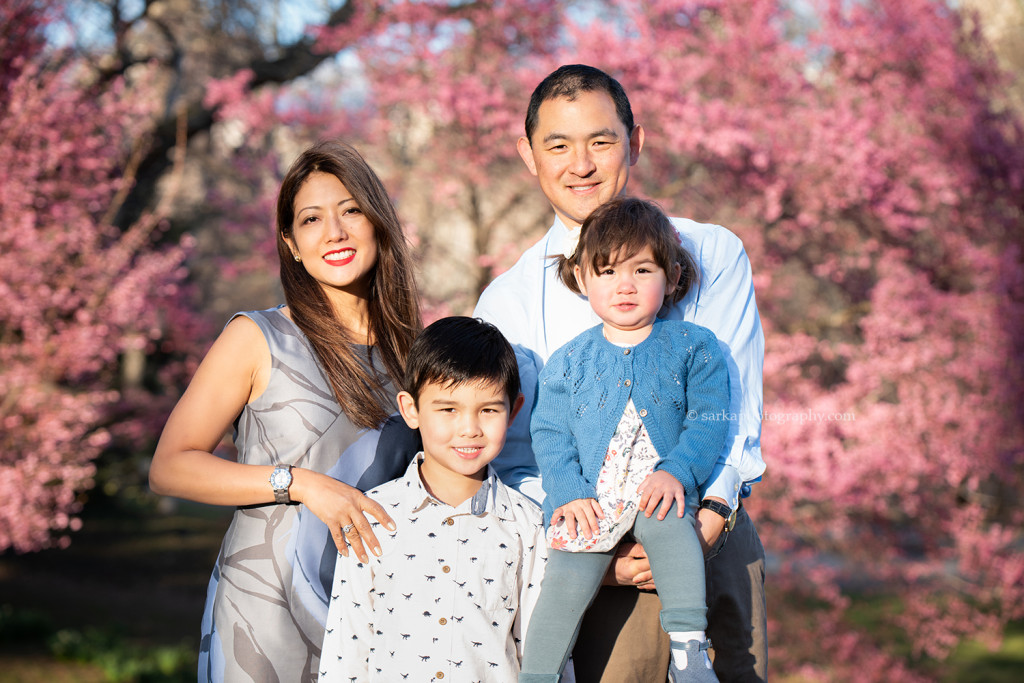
[517,90,644,227]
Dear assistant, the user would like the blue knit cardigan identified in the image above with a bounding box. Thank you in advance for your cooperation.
[530,318,731,521]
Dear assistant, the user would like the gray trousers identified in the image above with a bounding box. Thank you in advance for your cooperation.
[570,506,767,683]
[521,501,706,680]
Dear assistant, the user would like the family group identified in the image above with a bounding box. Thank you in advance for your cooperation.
[149,64,767,683]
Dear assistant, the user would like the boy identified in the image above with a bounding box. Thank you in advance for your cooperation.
[319,316,550,683]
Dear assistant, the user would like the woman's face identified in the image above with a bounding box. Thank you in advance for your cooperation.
[286,172,379,303]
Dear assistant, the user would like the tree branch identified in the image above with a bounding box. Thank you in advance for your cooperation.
[114,0,359,230]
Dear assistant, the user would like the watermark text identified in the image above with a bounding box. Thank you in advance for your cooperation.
[687,409,856,424]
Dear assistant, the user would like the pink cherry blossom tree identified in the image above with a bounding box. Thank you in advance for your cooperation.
[0,0,200,552]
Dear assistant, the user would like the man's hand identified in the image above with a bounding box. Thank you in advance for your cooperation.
[695,500,729,555]
[603,541,655,590]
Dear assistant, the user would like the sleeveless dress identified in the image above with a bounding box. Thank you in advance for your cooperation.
[197,307,419,682]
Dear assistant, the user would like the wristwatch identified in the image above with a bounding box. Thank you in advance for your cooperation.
[700,499,737,531]
[270,464,293,504]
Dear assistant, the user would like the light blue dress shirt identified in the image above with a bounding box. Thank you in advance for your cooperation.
[474,215,765,510]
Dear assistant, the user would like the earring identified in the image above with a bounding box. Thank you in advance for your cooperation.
[293,254,301,262]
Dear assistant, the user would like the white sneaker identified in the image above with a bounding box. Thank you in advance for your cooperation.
[668,639,718,683]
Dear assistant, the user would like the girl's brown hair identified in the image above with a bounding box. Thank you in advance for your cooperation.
[276,140,421,429]
[556,197,700,304]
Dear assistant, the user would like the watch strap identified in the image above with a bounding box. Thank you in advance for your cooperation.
[700,499,736,530]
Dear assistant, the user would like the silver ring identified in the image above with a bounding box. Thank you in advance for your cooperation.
[341,523,356,535]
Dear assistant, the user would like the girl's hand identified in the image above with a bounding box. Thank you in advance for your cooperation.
[292,469,395,563]
[553,498,604,539]
[638,470,686,520]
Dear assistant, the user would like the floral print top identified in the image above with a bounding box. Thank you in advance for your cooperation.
[547,400,659,553]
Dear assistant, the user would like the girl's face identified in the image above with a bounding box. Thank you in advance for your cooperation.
[574,245,680,345]
[286,172,379,305]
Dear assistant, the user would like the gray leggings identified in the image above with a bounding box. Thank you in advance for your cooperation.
[520,496,706,680]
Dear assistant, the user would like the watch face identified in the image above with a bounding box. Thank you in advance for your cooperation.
[270,467,292,490]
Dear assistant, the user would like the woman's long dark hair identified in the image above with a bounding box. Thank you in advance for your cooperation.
[276,140,421,429]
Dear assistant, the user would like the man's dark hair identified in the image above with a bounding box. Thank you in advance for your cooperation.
[524,64,634,144]
[402,317,520,406]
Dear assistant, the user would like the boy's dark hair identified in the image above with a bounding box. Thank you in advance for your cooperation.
[557,197,701,305]
[524,64,634,144]
[403,317,520,406]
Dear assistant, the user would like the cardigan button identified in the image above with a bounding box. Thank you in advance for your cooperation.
[639,408,648,417]
[624,379,631,387]
[623,348,631,355]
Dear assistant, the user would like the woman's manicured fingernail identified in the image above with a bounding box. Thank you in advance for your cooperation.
[372,545,382,556]
[385,522,396,531]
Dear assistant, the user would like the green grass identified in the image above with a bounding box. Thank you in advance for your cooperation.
[0,495,230,682]
[945,620,1024,683]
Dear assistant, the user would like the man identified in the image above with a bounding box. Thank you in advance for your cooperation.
[474,65,767,682]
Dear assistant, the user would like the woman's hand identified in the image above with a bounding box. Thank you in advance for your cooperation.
[292,469,395,563]
[638,470,686,520]
[552,497,604,540]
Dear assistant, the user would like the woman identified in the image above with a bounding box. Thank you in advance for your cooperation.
[150,140,422,682]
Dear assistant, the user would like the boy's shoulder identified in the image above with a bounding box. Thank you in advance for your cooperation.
[482,472,545,544]
[496,477,543,525]
[364,471,418,511]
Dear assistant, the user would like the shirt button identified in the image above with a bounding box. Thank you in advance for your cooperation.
[437,672,445,679]
[444,517,454,526]
[624,379,631,387]
[442,565,451,573]
[639,408,648,417]
[438,617,447,625]
[623,348,631,355]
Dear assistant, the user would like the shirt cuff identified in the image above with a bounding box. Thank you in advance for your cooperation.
[700,463,743,510]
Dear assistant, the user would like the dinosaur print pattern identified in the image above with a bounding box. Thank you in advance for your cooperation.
[319,455,547,682]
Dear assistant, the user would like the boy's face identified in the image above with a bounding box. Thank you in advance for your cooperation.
[397,380,523,483]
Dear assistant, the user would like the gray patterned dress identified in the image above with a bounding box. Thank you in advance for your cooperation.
[197,307,419,682]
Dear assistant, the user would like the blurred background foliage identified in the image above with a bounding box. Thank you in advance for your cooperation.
[1,0,1023,680]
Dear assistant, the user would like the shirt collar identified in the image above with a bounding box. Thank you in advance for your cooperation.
[403,453,516,521]
[548,215,573,258]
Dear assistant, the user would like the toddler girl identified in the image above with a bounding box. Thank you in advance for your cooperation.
[519,197,729,683]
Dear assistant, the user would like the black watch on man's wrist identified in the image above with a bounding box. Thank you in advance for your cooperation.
[700,499,737,531]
